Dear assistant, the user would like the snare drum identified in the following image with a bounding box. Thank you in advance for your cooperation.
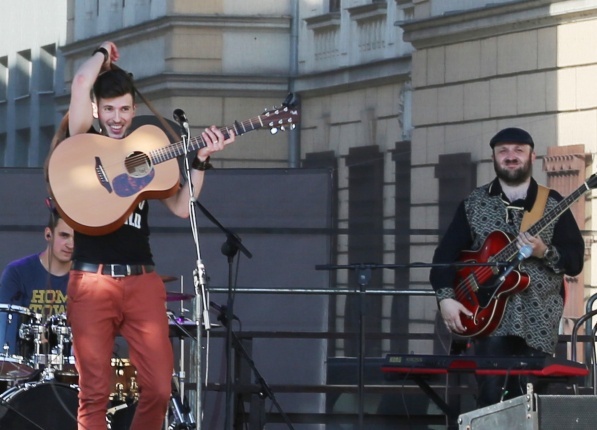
[0,304,36,381]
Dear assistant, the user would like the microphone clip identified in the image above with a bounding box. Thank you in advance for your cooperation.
[173,108,190,138]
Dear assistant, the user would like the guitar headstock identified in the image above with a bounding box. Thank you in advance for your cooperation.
[263,93,300,135]
[587,173,597,190]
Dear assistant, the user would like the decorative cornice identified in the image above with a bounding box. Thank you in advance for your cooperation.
[543,144,592,173]
[304,12,341,31]
[397,0,597,49]
[543,153,589,173]
[61,14,291,56]
[293,56,411,95]
[347,3,388,22]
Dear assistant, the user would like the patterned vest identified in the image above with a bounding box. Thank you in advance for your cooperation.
[464,185,564,353]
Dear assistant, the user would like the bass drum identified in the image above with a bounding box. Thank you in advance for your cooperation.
[0,381,79,429]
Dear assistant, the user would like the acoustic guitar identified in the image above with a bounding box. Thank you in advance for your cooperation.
[48,97,299,235]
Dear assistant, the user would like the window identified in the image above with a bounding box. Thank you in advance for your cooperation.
[0,57,7,101]
[15,128,30,166]
[329,0,340,13]
[39,44,56,93]
[15,50,31,98]
[0,133,6,166]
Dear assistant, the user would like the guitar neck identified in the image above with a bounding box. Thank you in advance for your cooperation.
[148,118,262,164]
[526,182,588,237]
[495,181,590,262]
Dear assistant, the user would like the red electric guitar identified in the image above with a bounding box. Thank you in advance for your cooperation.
[453,173,597,337]
[48,96,300,235]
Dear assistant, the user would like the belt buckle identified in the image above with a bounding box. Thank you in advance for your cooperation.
[109,265,129,277]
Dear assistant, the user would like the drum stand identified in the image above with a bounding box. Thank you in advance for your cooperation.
[30,314,71,380]
[166,314,196,430]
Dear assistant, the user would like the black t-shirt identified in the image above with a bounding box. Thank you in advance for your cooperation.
[73,199,154,264]
[68,126,155,265]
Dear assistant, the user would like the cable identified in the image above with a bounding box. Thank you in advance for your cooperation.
[499,368,512,403]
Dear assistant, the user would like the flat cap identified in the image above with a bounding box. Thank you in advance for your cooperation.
[490,127,534,149]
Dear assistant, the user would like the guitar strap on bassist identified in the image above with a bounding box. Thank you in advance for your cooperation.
[520,185,549,232]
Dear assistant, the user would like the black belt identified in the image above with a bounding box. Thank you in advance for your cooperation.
[72,261,155,277]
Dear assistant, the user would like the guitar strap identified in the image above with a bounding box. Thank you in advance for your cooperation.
[520,185,549,232]
[133,86,181,143]
[112,64,181,143]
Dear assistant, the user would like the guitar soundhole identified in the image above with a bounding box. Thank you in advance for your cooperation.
[126,151,152,178]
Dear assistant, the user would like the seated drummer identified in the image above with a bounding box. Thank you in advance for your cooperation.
[0,206,74,357]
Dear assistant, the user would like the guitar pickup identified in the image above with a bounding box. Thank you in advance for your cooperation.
[95,156,113,193]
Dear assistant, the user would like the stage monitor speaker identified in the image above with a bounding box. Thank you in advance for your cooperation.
[459,390,597,430]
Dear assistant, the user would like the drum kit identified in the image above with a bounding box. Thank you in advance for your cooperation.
[0,280,199,430]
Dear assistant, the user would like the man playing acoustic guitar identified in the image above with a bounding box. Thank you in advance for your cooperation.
[59,41,235,429]
[429,127,584,407]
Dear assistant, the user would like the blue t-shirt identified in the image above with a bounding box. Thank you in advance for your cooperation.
[0,253,68,356]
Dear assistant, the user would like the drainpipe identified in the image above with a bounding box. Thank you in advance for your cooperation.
[288,0,301,168]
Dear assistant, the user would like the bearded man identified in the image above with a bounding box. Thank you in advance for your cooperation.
[429,127,584,407]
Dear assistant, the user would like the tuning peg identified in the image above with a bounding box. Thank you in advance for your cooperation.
[270,127,279,135]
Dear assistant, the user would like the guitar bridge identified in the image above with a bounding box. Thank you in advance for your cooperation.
[95,157,113,193]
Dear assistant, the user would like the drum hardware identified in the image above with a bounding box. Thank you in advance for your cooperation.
[21,312,79,386]
[110,358,139,402]
[40,366,57,382]
[48,313,73,372]
[167,379,196,430]
[161,275,179,283]
[166,291,195,302]
[165,307,197,430]
[0,305,37,382]
[106,402,131,429]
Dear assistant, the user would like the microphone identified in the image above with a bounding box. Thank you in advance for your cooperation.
[498,244,533,282]
[172,108,189,129]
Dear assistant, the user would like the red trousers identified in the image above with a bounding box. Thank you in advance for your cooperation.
[67,269,173,430]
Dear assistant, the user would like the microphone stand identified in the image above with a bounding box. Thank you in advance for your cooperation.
[227,319,295,430]
[207,303,294,430]
[176,115,212,430]
[193,201,252,430]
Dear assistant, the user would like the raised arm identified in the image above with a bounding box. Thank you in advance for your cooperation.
[69,42,120,136]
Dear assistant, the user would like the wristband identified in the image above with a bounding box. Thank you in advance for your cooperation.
[192,156,213,171]
[92,47,109,63]
[543,245,559,263]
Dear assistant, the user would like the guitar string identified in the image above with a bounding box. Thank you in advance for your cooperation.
[123,120,255,168]
[123,111,293,167]
[451,185,588,313]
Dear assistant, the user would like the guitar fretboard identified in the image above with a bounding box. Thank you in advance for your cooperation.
[147,106,297,165]
[494,181,590,263]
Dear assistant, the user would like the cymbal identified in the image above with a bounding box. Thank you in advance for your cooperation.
[166,291,194,302]
[160,275,178,283]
